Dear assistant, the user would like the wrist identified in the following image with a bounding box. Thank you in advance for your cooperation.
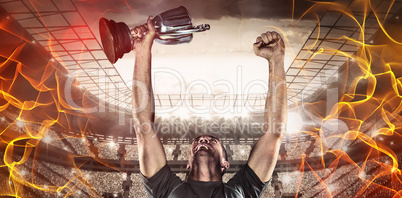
[267,55,284,65]
[268,56,284,66]
[268,58,285,80]
[134,47,152,57]
[133,40,154,55]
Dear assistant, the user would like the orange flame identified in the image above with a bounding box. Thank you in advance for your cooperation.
[284,0,402,197]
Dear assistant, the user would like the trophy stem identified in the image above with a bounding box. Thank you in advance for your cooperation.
[129,24,210,40]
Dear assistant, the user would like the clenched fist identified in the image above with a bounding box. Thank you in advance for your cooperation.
[253,31,285,62]
[132,16,156,53]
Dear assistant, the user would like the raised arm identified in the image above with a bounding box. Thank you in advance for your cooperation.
[247,31,287,182]
[132,17,166,178]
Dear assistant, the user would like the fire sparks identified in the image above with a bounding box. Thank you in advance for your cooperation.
[286,0,402,197]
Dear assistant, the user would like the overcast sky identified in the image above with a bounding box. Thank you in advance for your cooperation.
[73,0,317,95]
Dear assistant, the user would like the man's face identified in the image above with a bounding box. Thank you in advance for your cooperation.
[188,135,227,169]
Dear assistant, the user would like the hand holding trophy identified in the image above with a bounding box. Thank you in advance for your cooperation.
[99,6,210,63]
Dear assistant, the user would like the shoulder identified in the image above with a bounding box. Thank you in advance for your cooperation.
[142,164,184,198]
[225,164,269,198]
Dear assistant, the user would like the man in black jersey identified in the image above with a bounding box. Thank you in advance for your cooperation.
[132,16,286,198]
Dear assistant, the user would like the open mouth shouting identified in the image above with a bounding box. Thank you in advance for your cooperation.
[194,144,212,153]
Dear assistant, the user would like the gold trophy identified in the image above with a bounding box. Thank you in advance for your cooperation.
[99,6,210,63]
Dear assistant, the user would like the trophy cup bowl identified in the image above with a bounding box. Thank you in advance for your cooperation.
[99,6,210,64]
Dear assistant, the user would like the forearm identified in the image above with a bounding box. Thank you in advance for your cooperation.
[248,57,287,182]
[248,133,283,182]
[133,51,154,125]
[265,58,287,133]
[133,51,166,178]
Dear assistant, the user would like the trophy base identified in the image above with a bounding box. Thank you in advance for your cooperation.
[99,18,132,64]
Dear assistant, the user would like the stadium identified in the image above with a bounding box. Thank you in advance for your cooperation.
[1,0,402,197]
